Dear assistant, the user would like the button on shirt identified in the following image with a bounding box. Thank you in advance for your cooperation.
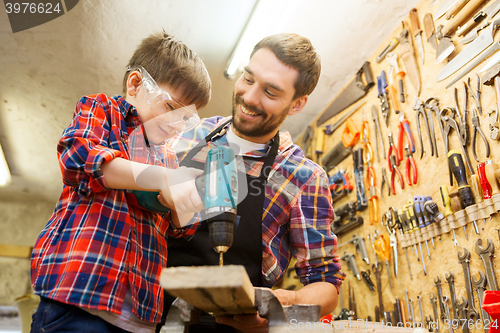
[31,94,192,323]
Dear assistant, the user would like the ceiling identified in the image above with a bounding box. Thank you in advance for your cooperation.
[0,0,422,202]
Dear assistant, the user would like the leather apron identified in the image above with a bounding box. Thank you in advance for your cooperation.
[165,119,279,332]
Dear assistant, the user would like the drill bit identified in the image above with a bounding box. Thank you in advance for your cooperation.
[219,252,223,266]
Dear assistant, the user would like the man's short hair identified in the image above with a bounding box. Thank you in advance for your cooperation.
[123,31,211,109]
[251,33,321,100]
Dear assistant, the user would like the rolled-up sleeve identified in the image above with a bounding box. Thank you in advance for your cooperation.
[57,96,122,196]
[291,169,346,290]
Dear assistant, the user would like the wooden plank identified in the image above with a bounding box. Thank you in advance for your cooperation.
[161,265,256,316]
[0,244,32,258]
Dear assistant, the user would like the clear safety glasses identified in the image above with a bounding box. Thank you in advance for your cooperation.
[127,65,200,133]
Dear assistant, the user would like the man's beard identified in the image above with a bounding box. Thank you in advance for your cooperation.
[231,94,289,139]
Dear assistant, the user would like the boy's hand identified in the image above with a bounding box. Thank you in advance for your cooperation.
[215,314,269,333]
[158,167,204,214]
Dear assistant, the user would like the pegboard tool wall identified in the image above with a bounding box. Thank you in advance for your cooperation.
[297,0,500,328]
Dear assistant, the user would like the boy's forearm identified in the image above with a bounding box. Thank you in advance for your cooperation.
[101,157,167,191]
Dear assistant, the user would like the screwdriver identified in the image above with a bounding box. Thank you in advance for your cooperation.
[406,204,427,275]
[424,196,441,242]
[440,185,461,246]
[413,197,432,257]
[447,150,479,233]
[473,162,487,224]
[401,206,419,261]
[395,209,413,280]
[417,196,436,249]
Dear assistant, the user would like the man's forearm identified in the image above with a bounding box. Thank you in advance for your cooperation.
[271,282,338,317]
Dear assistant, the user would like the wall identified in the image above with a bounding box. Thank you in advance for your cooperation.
[299,0,500,331]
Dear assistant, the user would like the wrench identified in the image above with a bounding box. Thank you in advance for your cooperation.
[417,295,425,328]
[430,293,441,333]
[471,271,490,333]
[442,296,454,333]
[406,289,413,325]
[475,239,498,291]
[426,315,434,332]
[458,248,480,321]
[456,296,470,333]
[435,276,447,323]
[373,263,384,316]
[445,271,459,320]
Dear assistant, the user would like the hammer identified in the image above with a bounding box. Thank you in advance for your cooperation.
[482,64,500,123]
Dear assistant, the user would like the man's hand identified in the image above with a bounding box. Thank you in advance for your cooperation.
[215,313,269,333]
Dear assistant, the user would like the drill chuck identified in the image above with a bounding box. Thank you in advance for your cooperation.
[206,210,237,254]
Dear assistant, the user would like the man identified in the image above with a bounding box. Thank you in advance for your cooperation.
[165,33,345,333]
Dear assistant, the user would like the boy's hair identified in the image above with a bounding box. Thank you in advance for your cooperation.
[250,33,321,100]
[123,31,211,109]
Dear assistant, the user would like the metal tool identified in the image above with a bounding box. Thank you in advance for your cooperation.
[377,71,390,126]
[374,263,384,315]
[454,84,470,147]
[405,290,413,325]
[429,293,441,333]
[462,20,494,44]
[440,185,460,246]
[471,108,490,162]
[409,297,416,327]
[371,104,386,162]
[425,97,445,158]
[389,154,404,195]
[414,98,435,159]
[377,37,399,63]
[397,111,416,160]
[405,144,418,186]
[472,271,491,332]
[457,0,500,37]
[374,234,393,293]
[480,48,500,72]
[381,167,391,197]
[406,205,427,275]
[410,8,424,64]
[412,199,431,260]
[317,62,374,126]
[382,208,399,278]
[331,201,363,236]
[435,24,455,63]
[435,276,447,323]
[441,110,474,176]
[347,234,370,265]
[424,13,438,50]
[442,296,454,333]
[456,296,470,333]
[386,52,405,104]
[486,109,500,140]
[417,295,425,327]
[341,251,361,281]
[444,271,459,319]
[361,270,376,291]
[458,248,480,321]
[400,22,421,95]
[353,149,368,211]
[475,238,498,290]
[467,73,482,115]
[445,41,500,89]
[438,17,500,82]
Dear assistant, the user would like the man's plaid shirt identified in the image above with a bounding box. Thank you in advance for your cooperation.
[170,116,345,289]
[31,94,190,323]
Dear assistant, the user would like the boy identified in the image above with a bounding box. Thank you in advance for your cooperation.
[30,31,210,333]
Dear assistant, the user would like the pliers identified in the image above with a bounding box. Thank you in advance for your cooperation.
[454,84,470,147]
[381,167,391,197]
[390,154,404,195]
[405,144,417,186]
[413,98,435,159]
[397,111,415,162]
[471,108,490,162]
[424,97,445,158]
[467,73,482,116]
[387,133,400,168]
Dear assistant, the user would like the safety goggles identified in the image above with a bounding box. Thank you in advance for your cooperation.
[127,65,200,133]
